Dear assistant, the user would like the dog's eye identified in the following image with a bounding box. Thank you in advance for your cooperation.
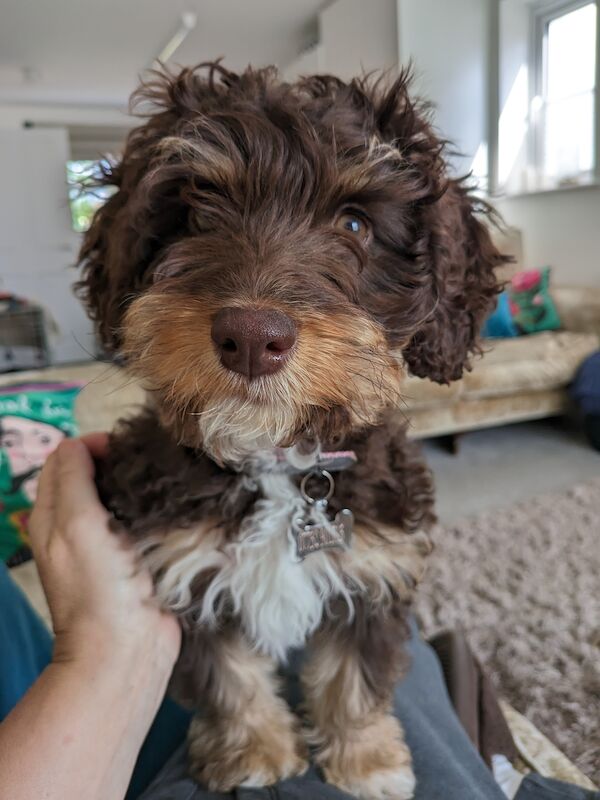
[335,212,371,243]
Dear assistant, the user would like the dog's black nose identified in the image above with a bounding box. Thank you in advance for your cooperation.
[211,307,297,379]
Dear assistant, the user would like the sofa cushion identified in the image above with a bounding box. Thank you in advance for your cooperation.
[508,268,561,334]
[463,331,599,399]
[403,331,599,408]
[401,373,463,408]
[552,285,600,336]
[406,389,569,439]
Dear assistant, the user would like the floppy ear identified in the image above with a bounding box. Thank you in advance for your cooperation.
[75,148,194,353]
[76,162,142,354]
[372,73,508,384]
[76,62,237,353]
[401,183,505,384]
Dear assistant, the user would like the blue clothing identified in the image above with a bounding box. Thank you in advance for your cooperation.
[571,351,600,415]
[0,561,52,719]
[0,561,190,799]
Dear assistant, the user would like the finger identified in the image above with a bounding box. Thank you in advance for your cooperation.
[28,450,59,550]
[54,438,107,522]
[80,431,110,460]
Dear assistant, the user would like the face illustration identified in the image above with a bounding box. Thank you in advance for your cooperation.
[0,416,65,478]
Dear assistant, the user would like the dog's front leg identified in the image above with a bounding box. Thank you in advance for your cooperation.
[302,598,415,800]
[178,629,307,791]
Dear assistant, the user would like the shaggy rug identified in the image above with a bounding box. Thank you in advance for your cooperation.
[415,476,600,783]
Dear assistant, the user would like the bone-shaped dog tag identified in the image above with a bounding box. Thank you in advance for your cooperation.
[293,508,354,560]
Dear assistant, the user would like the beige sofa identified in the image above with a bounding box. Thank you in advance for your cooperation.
[403,227,600,439]
[404,287,600,439]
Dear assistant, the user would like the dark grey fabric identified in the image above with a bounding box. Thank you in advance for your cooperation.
[139,624,599,800]
[516,776,599,800]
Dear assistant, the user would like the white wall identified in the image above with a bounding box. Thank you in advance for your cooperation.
[284,0,398,82]
[283,44,324,82]
[397,0,493,177]
[396,0,599,287]
[498,0,529,192]
[0,104,132,364]
[0,128,94,363]
[496,187,600,286]
[0,102,129,130]
[319,0,398,80]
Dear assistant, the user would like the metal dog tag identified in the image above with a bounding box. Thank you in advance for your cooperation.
[292,468,354,560]
[293,508,354,560]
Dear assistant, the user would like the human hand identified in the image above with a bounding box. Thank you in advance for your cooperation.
[29,434,181,672]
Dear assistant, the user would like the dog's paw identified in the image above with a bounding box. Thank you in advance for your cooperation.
[329,764,416,800]
[188,713,308,791]
[318,714,415,800]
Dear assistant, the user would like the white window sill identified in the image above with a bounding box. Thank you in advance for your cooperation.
[492,179,600,200]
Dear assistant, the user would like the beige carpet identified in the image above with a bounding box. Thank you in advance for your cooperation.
[415,476,600,784]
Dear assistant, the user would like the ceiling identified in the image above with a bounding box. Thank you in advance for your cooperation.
[0,0,324,108]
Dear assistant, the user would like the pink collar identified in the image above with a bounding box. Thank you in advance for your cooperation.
[274,448,357,473]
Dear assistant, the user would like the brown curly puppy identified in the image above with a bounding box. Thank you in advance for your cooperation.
[77,62,506,799]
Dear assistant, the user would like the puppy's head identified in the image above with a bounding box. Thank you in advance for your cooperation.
[77,63,506,464]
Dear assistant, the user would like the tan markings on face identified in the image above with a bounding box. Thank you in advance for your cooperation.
[187,635,307,791]
[122,291,401,457]
[122,293,221,407]
[288,308,401,422]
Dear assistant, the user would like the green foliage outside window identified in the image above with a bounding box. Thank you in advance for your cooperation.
[67,160,116,233]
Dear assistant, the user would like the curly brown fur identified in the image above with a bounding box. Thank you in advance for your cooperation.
[77,61,506,797]
[98,407,433,541]
[331,415,436,534]
[96,409,258,538]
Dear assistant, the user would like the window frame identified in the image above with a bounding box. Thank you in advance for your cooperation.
[528,0,600,190]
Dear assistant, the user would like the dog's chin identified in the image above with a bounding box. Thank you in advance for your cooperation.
[195,395,301,467]
[160,371,398,466]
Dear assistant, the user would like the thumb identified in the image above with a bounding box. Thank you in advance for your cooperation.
[29,450,59,552]
[55,439,108,524]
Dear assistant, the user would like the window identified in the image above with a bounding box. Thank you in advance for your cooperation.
[66,160,116,233]
[532,1,598,189]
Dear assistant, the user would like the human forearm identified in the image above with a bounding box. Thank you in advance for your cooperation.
[0,437,181,800]
[0,643,172,800]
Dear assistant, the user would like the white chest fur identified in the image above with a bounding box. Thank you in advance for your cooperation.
[141,470,353,661]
